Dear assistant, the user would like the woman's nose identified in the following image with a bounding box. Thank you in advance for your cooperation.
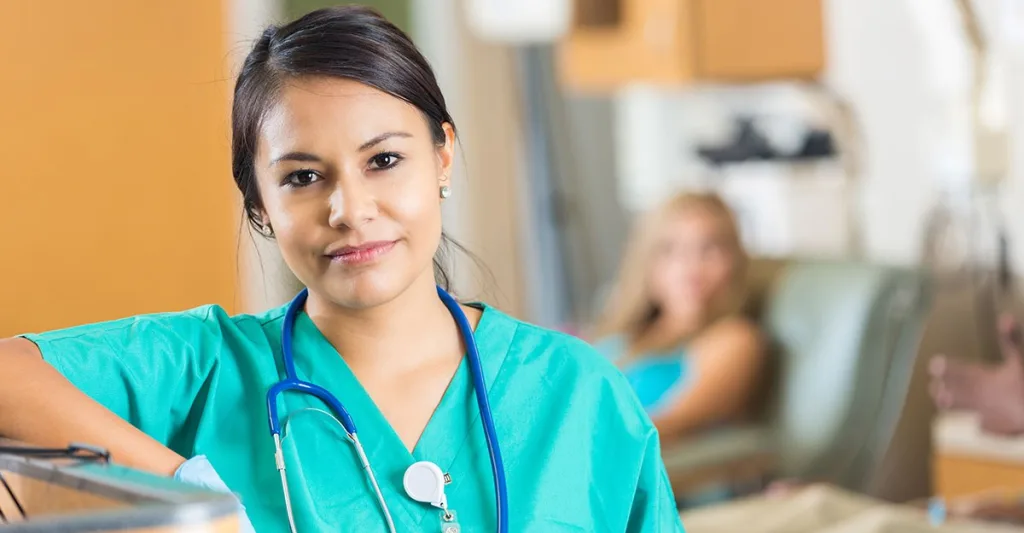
[327,176,378,229]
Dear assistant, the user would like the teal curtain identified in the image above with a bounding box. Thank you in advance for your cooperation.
[285,0,411,34]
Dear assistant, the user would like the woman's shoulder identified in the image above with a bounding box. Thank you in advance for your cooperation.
[154,303,292,347]
[21,301,289,346]
[690,314,765,356]
[482,306,654,430]
[483,305,616,370]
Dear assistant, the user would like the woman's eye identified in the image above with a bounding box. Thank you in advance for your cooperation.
[369,152,402,170]
[285,170,320,187]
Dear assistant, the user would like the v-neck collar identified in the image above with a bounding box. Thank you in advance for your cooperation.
[288,303,516,530]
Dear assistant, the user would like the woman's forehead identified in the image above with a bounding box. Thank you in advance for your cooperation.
[259,77,428,151]
[664,209,726,234]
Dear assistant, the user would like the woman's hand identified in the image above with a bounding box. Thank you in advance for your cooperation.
[176,455,257,533]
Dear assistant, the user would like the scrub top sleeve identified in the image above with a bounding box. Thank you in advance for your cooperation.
[20,306,225,448]
[628,429,687,532]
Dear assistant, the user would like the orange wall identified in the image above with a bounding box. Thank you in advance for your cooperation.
[0,1,239,336]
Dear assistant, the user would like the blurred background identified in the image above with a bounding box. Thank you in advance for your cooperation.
[4,0,1024,529]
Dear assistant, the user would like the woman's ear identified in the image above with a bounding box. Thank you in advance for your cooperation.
[249,207,268,226]
[249,207,273,236]
[436,122,456,188]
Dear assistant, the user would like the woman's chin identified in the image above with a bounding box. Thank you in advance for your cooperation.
[659,304,705,323]
[320,273,407,310]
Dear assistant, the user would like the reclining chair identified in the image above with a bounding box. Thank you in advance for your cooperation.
[662,258,933,502]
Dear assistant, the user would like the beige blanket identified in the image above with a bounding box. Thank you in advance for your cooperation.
[680,485,1023,533]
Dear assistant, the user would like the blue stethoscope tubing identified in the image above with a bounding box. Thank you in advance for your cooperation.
[266,285,508,533]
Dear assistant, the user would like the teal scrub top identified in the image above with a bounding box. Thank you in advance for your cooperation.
[593,336,693,417]
[23,302,685,532]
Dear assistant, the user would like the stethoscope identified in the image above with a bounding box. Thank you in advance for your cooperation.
[266,286,508,533]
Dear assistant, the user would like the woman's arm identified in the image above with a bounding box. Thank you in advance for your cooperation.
[651,318,765,441]
[0,337,185,476]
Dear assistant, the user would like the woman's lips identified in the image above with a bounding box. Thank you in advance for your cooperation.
[326,240,397,265]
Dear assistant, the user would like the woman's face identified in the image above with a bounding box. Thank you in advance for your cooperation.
[647,209,737,318]
[253,76,454,310]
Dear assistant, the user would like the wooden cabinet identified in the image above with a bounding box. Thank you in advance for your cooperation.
[0,0,240,336]
[557,0,826,92]
[933,412,1024,500]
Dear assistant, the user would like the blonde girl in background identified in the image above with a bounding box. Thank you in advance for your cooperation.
[593,191,767,443]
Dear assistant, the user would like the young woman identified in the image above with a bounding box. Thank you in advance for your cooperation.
[0,7,683,532]
[592,192,766,442]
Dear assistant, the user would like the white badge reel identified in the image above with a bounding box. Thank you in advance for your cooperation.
[404,461,460,533]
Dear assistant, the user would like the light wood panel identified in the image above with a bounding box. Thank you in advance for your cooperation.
[0,0,239,336]
[694,0,825,81]
[557,0,826,92]
[558,0,697,92]
[934,453,1024,500]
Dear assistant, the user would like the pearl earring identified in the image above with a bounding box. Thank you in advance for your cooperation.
[440,185,452,199]
[260,223,273,237]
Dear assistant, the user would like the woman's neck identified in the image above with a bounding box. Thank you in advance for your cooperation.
[305,273,465,377]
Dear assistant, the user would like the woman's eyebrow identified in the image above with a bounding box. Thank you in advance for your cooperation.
[358,131,412,151]
[269,152,323,167]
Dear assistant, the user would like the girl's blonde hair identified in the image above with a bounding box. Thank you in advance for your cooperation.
[593,191,748,342]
